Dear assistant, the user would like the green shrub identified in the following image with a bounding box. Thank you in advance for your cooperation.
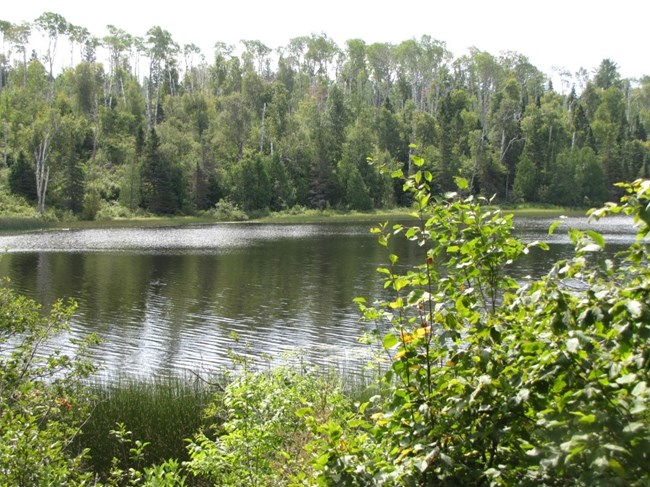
[185,364,350,486]
[306,158,650,485]
[209,198,249,221]
[0,286,99,485]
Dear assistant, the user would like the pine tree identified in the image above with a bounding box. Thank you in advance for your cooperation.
[140,128,182,214]
[8,151,37,202]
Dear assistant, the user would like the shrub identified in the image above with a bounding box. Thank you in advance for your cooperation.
[0,286,99,485]
[185,363,350,486]
[306,157,650,485]
[210,198,249,221]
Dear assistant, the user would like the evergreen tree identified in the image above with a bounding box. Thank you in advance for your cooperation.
[8,151,36,202]
[227,152,272,212]
[342,163,372,211]
[574,146,608,206]
[267,153,295,211]
[140,128,183,214]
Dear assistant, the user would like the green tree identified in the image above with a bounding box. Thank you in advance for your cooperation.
[437,89,473,192]
[512,153,537,202]
[227,151,271,212]
[145,26,178,128]
[140,127,183,214]
[593,58,621,90]
[267,153,295,211]
[8,150,36,201]
[339,161,372,210]
[574,146,608,206]
[34,11,69,79]
[488,77,524,198]
[546,148,579,206]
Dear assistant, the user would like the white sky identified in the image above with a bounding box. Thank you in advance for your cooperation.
[3,0,649,81]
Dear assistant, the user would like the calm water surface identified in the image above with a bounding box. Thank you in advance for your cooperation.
[0,216,637,379]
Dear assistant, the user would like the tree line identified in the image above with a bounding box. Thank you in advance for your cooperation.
[1,12,649,218]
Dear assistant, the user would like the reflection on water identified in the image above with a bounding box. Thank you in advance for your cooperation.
[0,216,638,379]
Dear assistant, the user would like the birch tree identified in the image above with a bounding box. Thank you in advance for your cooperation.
[34,12,69,78]
[33,114,59,214]
[145,26,177,128]
[5,22,31,85]
[103,25,132,107]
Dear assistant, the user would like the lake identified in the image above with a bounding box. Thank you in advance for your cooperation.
[0,215,638,379]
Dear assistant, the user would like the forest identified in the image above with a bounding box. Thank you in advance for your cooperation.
[1,12,649,219]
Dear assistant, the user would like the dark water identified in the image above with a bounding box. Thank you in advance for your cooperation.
[0,216,638,379]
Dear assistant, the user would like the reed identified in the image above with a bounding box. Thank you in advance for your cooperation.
[77,375,217,478]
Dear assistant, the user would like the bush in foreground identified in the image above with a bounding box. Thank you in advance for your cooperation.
[185,363,350,486]
[304,162,650,485]
[0,287,99,485]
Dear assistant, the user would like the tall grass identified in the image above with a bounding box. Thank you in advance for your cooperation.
[0,217,54,233]
[74,366,382,483]
[77,375,217,478]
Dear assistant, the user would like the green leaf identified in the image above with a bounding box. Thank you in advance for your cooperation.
[587,230,605,248]
[295,407,313,418]
[626,300,643,318]
[630,401,646,415]
[581,243,603,252]
[383,333,398,349]
[313,453,330,469]
[454,176,468,190]
[623,422,645,433]
[608,458,625,476]
[394,277,409,291]
[548,220,561,235]
[603,443,629,454]
[578,414,596,424]
[632,381,647,397]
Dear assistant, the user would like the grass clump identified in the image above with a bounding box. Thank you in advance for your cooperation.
[78,375,215,479]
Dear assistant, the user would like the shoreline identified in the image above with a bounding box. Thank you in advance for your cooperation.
[0,206,589,234]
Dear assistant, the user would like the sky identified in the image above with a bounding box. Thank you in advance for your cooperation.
[3,0,649,82]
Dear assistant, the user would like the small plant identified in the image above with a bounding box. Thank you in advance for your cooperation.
[106,422,150,486]
[106,422,188,486]
[185,355,350,486]
[211,198,249,221]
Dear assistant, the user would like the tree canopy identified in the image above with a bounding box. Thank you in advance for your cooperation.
[0,13,649,218]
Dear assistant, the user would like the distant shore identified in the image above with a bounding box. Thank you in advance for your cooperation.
[0,206,589,234]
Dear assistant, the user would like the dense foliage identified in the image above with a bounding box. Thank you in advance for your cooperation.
[1,13,649,219]
[185,364,349,486]
[0,286,98,485]
[304,169,650,485]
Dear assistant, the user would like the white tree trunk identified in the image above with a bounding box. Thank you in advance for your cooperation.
[35,132,51,215]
